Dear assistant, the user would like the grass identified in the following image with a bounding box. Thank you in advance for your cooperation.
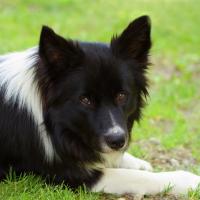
[188,185,200,200]
[0,0,200,199]
[0,172,100,200]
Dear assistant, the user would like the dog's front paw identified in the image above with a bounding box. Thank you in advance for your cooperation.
[121,153,153,171]
[123,156,153,171]
[134,159,153,171]
[167,171,200,195]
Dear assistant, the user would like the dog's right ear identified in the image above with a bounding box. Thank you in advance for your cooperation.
[111,16,151,65]
[39,26,84,71]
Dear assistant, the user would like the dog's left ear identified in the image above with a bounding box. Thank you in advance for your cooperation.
[111,15,151,64]
[39,26,84,72]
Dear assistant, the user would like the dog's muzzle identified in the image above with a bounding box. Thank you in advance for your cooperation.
[104,125,127,150]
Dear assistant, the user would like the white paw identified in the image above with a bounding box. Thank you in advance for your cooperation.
[168,171,200,194]
[121,153,153,171]
[134,159,153,171]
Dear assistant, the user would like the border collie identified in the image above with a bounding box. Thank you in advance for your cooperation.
[0,15,199,196]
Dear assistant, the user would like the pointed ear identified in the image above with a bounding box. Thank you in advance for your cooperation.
[39,26,84,70]
[111,16,151,64]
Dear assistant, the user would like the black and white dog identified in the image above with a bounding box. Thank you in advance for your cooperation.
[0,15,199,196]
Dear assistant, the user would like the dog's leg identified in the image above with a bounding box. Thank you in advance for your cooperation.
[92,168,200,195]
[119,152,153,171]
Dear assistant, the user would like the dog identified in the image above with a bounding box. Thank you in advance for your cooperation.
[0,15,199,196]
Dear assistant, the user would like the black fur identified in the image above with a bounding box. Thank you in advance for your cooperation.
[0,16,151,189]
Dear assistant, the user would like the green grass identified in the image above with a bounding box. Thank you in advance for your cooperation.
[0,172,100,200]
[188,185,200,200]
[0,0,200,199]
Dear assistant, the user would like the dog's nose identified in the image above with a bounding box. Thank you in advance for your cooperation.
[105,134,126,150]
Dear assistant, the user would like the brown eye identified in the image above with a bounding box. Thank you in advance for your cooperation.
[115,92,128,106]
[80,96,93,107]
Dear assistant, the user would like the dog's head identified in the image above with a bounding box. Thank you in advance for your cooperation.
[37,16,151,163]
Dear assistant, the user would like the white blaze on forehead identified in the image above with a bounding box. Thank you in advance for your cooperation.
[0,47,54,162]
[108,110,123,133]
[100,109,127,152]
[107,125,124,134]
[108,110,117,126]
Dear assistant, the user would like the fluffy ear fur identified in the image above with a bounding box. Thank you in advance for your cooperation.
[39,26,84,72]
[111,15,151,64]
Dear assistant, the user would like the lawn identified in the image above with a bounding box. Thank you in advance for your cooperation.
[0,0,200,199]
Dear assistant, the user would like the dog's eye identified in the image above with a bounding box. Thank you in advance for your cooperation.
[115,92,128,106]
[79,96,93,108]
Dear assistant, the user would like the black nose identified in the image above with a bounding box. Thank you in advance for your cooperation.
[105,134,126,150]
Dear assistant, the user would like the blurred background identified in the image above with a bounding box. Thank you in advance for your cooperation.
[0,0,200,199]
